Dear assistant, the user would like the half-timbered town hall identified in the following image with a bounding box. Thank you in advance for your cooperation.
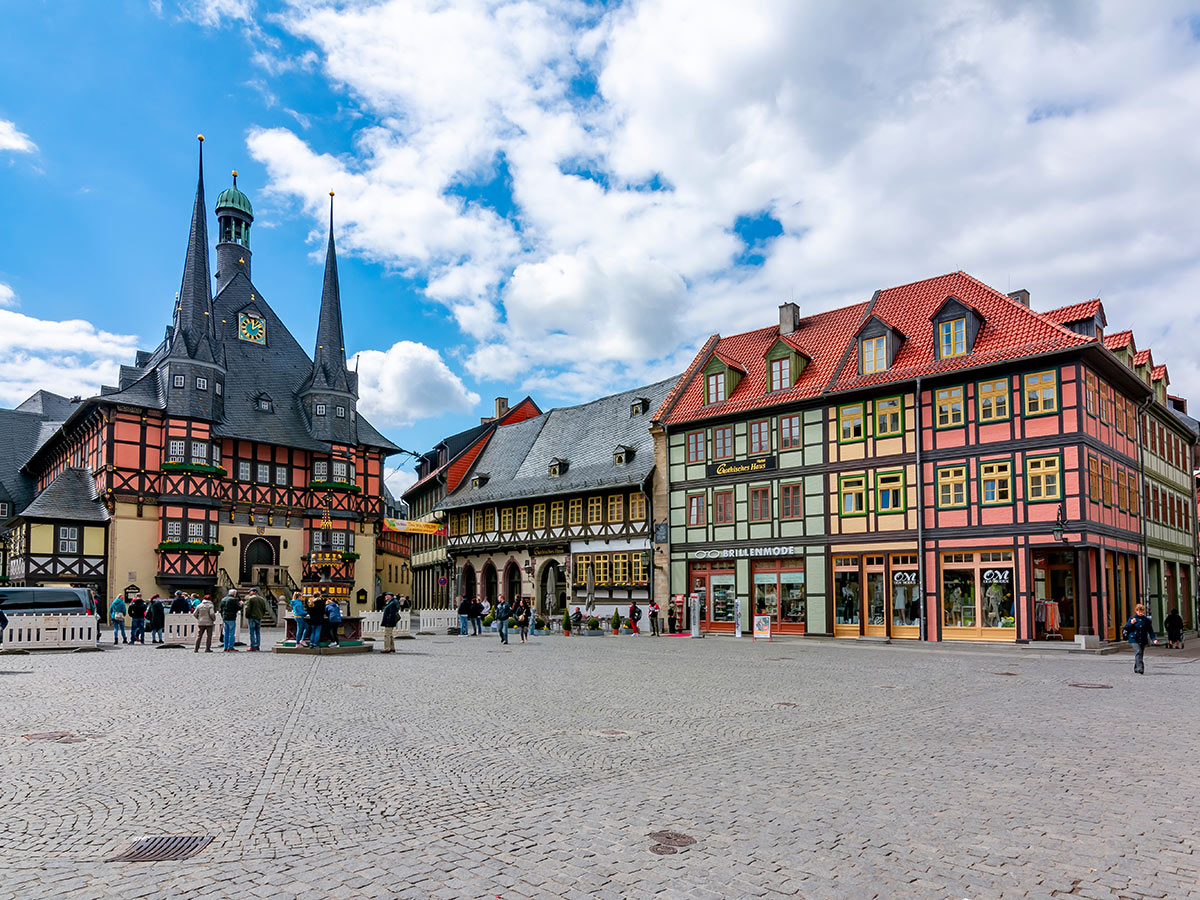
[0,138,398,612]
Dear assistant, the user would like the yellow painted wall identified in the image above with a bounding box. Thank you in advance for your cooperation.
[107,504,162,599]
[29,524,53,554]
[83,527,104,557]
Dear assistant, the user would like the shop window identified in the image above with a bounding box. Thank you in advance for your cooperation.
[1024,370,1058,416]
[550,501,564,527]
[780,415,802,450]
[714,491,734,525]
[628,493,646,521]
[706,372,726,405]
[891,555,920,629]
[749,420,770,454]
[939,318,967,358]
[501,508,514,531]
[875,397,902,437]
[839,475,866,516]
[709,571,737,622]
[839,404,864,443]
[769,357,791,392]
[936,466,967,508]
[1027,456,1062,502]
[568,499,582,526]
[935,387,964,428]
[834,557,861,626]
[978,379,1009,422]
[980,461,1012,505]
[1085,371,1098,417]
[750,486,771,521]
[876,471,904,513]
[861,336,887,374]
[686,431,705,463]
[587,497,602,524]
[607,495,623,523]
[713,426,733,460]
[781,483,803,519]
[687,494,706,527]
[1088,456,1100,503]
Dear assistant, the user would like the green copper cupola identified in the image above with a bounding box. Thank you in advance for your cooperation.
[215,170,253,292]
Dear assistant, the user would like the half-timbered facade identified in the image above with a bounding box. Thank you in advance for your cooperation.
[656,273,1198,643]
[439,379,675,620]
[0,139,399,611]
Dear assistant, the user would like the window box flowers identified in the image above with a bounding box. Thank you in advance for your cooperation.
[308,480,361,493]
[339,551,360,561]
[161,461,227,477]
[155,540,224,554]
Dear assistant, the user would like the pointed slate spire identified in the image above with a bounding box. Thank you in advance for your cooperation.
[170,135,221,365]
[311,192,352,394]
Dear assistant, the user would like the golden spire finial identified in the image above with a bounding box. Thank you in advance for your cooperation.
[329,190,335,197]
[197,134,205,142]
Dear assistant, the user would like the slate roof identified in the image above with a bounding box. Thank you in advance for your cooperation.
[15,391,78,419]
[658,272,1096,426]
[19,468,109,522]
[440,377,676,509]
[1043,298,1106,326]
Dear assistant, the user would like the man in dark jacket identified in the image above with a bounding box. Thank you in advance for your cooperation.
[1123,603,1158,674]
[306,595,325,648]
[457,595,472,635]
[169,592,191,614]
[495,598,513,645]
[146,596,166,643]
[128,594,148,644]
[470,598,483,635]
[243,589,269,652]
[380,594,402,653]
[220,590,241,652]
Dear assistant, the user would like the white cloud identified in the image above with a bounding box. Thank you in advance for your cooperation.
[352,340,480,428]
[0,120,36,154]
[177,0,253,27]
[0,283,16,308]
[0,308,140,407]
[242,0,1200,402]
[384,467,417,502]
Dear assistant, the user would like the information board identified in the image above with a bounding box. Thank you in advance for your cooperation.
[752,615,772,641]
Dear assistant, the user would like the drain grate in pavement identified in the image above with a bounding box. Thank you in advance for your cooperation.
[105,835,213,862]
[1068,683,1113,690]
[649,844,677,855]
[648,831,696,848]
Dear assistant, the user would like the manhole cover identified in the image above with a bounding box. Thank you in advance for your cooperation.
[648,831,695,847]
[649,844,677,855]
[993,672,1019,677]
[1068,683,1113,690]
[105,835,213,862]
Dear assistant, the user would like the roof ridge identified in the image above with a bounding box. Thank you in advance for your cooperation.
[654,334,720,422]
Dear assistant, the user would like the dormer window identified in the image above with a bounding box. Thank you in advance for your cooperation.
[472,473,489,488]
[548,457,569,477]
[707,372,726,404]
[613,445,635,465]
[630,398,649,417]
[862,336,886,373]
[254,393,273,413]
[769,357,790,391]
[939,319,966,358]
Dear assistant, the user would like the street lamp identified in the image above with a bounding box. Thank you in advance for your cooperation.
[1051,502,1069,543]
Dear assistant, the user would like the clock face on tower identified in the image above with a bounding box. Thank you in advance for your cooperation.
[238,313,266,344]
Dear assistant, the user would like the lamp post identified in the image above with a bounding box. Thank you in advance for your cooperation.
[1051,501,1069,543]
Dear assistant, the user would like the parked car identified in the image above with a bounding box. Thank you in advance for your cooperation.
[0,587,96,617]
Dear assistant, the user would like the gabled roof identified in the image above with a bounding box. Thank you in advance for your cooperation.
[1134,349,1153,367]
[1104,330,1133,351]
[441,378,676,509]
[1152,365,1168,382]
[712,351,746,373]
[1044,298,1106,327]
[19,468,109,523]
[15,391,77,419]
[659,271,1097,426]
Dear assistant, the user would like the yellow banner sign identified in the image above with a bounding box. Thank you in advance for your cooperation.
[383,518,445,535]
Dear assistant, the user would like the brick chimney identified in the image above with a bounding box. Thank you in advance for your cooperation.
[495,397,509,418]
[779,302,799,335]
[1007,289,1030,307]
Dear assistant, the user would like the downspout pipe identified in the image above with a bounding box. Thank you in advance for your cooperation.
[916,377,926,642]
[1137,395,1154,627]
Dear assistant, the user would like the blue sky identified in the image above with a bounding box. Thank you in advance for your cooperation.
[3,1,1200,495]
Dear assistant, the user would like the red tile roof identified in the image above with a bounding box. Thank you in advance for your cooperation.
[1043,298,1106,327]
[1152,364,1168,382]
[659,271,1095,426]
[1134,349,1153,367]
[1104,329,1133,351]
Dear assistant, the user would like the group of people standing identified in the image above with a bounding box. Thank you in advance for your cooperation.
[190,588,269,652]
[456,596,536,644]
[288,591,346,649]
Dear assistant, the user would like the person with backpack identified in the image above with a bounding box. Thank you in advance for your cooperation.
[495,597,513,645]
[628,601,643,635]
[1164,607,1184,649]
[1122,603,1158,674]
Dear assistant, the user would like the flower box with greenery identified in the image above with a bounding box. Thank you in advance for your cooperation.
[533,616,550,634]
[307,479,361,493]
[161,461,227,476]
[482,614,495,627]
[156,540,224,554]
[584,616,604,636]
[339,551,361,561]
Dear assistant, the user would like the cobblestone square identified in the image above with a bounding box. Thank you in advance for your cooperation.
[1,633,1197,900]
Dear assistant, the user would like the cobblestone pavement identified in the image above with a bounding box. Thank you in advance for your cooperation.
[1,631,1197,900]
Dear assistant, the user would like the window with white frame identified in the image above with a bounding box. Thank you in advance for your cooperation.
[275,465,288,486]
[238,461,251,481]
[331,531,347,550]
[215,381,223,396]
[188,522,204,541]
[196,377,208,390]
[57,526,78,554]
[336,406,346,418]
[167,440,185,463]
[256,463,270,483]
[166,521,182,541]
[173,374,185,388]
[332,461,348,481]
[208,524,218,542]
[314,460,328,480]
[191,441,207,465]
[212,444,221,467]
[316,403,326,416]
[0,502,8,518]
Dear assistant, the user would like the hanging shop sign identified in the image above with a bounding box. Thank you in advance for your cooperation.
[382,518,445,535]
[693,545,795,560]
[706,455,777,479]
[530,544,569,557]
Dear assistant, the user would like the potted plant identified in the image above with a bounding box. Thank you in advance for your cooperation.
[585,616,603,636]
[562,611,572,635]
[610,610,621,633]
[534,616,549,634]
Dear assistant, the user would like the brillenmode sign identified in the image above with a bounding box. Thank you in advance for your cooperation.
[706,455,777,478]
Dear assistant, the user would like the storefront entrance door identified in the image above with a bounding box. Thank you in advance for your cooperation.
[1032,550,1077,640]
[863,556,887,637]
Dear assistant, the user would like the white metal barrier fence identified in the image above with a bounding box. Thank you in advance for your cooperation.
[359,611,412,638]
[1,614,99,650]
[419,609,458,633]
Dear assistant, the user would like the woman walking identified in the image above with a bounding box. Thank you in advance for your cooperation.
[109,595,128,644]
[517,599,531,643]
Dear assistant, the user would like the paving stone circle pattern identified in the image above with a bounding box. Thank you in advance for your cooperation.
[1,631,1197,899]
